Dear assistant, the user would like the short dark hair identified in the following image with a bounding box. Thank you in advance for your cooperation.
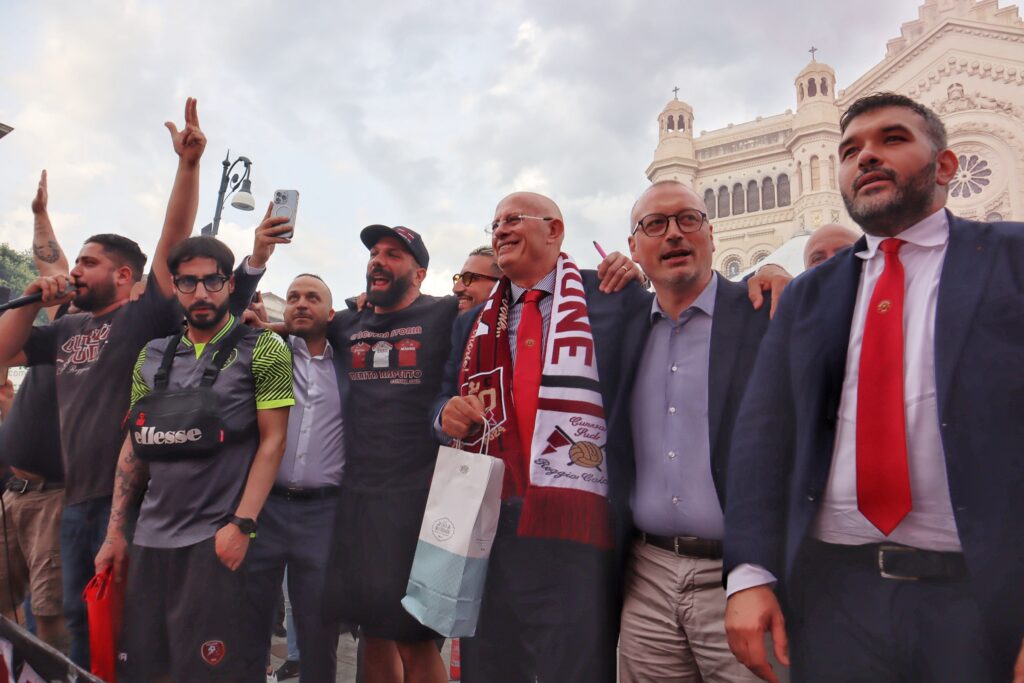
[166,236,235,277]
[840,93,947,150]
[84,234,148,283]
[290,273,332,305]
[293,272,328,287]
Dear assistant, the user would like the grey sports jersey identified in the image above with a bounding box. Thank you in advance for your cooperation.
[129,317,294,548]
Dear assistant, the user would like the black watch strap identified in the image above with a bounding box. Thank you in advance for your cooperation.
[229,515,257,538]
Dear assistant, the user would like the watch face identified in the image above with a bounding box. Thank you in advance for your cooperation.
[233,517,256,534]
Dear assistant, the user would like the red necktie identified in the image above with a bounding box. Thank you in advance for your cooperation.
[514,290,545,459]
[856,238,911,535]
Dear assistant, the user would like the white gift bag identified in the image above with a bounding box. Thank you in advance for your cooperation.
[402,432,505,637]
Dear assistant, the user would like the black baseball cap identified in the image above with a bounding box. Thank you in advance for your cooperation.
[360,225,430,268]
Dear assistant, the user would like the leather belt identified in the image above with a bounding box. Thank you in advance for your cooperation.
[5,478,64,494]
[638,531,723,560]
[812,540,969,582]
[270,485,340,501]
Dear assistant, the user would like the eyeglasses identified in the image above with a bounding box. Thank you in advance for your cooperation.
[452,271,499,287]
[173,274,230,293]
[486,214,553,234]
[632,210,708,237]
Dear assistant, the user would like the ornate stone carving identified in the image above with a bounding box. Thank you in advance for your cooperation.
[950,153,993,198]
[933,83,1021,116]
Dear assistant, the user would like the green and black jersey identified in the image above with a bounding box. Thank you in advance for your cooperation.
[129,316,294,548]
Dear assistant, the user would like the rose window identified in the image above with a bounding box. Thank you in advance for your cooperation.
[950,154,992,199]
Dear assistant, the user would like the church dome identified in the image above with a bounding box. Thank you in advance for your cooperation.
[658,89,694,139]
[795,51,837,105]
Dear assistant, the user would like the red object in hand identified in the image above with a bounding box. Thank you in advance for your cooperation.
[449,638,461,680]
[83,565,126,682]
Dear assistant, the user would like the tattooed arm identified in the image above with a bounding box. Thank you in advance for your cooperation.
[31,170,68,274]
[95,434,149,582]
[31,171,69,321]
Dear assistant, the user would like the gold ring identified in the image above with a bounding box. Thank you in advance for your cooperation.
[620,265,629,271]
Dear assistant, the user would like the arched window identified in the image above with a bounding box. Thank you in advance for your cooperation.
[732,183,745,215]
[820,78,828,95]
[667,115,675,131]
[717,186,730,218]
[723,256,742,279]
[704,189,716,219]
[678,116,685,132]
[799,83,805,101]
[810,155,821,191]
[747,180,760,212]
[807,78,817,97]
[829,155,837,189]
[762,177,776,210]
[751,250,771,266]
[777,174,791,206]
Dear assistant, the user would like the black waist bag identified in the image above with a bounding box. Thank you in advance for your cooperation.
[128,326,247,462]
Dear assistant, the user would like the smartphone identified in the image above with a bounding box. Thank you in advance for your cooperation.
[272,190,300,239]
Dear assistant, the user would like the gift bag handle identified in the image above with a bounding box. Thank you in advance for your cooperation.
[454,416,493,456]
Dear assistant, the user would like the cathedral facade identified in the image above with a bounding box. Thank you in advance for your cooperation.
[646,0,1024,276]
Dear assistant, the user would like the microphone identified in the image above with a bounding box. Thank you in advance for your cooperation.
[0,286,73,312]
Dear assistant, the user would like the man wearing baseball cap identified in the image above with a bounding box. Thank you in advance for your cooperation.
[323,224,458,683]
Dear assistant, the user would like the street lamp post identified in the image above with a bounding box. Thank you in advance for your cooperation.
[201,150,256,236]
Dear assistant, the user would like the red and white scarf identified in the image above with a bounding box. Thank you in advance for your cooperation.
[457,253,611,549]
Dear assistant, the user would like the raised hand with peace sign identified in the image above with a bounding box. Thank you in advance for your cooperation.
[164,97,206,167]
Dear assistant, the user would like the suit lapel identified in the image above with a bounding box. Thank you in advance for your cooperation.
[817,243,864,422]
[934,213,995,413]
[708,274,745,458]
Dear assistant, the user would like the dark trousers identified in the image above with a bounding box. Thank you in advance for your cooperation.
[60,497,111,668]
[460,501,616,683]
[786,540,996,683]
[243,494,343,683]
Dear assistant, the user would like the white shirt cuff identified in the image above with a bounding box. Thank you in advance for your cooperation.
[242,256,266,275]
[725,563,777,598]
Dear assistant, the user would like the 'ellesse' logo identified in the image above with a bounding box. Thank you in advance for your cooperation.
[134,426,203,446]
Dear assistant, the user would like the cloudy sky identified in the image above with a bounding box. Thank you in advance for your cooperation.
[0,0,922,300]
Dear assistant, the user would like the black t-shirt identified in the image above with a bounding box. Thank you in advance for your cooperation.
[330,294,459,492]
[0,365,64,482]
[22,272,180,504]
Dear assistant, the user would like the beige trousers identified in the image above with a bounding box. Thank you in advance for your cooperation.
[618,539,760,683]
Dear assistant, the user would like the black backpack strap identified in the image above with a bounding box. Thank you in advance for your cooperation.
[200,324,250,387]
[153,332,185,390]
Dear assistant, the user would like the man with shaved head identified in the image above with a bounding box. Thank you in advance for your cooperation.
[436,191,649,682]
[610,180,770,681]
[804,223,860,270]
[242,273,347,682]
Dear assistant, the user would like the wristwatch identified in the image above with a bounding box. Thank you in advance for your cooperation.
[229,515,258,538]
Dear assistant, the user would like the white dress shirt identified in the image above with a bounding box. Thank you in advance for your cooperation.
[727,208,961,597]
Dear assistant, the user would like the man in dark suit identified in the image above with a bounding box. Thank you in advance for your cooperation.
[437,191,647,683]
[615,180,769,681]
[723,92,1024,682]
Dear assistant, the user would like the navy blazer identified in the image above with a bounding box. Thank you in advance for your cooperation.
[613,274,771,534]
[723,212,1024,670]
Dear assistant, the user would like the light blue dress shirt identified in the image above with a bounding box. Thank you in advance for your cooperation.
[630,274,725,539]
[278,336,345,488]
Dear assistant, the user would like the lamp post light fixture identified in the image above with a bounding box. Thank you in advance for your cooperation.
[201,150,255,236]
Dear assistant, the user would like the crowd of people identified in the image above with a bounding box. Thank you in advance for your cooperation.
[0,91,1022,683]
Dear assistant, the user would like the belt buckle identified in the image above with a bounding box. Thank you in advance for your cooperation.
[878,544,918,581]
[673,535,698,556]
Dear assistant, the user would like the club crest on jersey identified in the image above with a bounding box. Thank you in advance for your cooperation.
[201,640,226,666]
